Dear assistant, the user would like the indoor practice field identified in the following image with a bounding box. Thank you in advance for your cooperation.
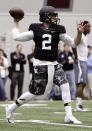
[0,100,92,131]
[0,0,92,131]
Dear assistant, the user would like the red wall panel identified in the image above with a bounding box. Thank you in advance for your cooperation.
[47,0,70,8]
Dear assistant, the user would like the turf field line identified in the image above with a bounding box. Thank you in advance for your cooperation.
[14,113,22,116]
[0,119,92,129]
[53,112,65,114]
[82,100,92,102]
[0,104,48,107]
[29,120,92,129]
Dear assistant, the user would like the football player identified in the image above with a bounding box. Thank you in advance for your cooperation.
[6,6,83,124]
[73,21,91,111]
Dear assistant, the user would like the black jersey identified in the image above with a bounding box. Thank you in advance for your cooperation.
[29,23,66,61]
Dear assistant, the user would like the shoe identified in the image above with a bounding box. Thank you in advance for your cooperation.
[50,98,53,102]
[64,115,82,124]
[74,105,90,112]
[5,105,14,123]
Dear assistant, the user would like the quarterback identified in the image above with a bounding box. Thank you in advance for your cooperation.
[6,6,83,124]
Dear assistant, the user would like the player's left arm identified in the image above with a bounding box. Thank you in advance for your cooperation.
[59,33,75,47]
[12,20,34,42]
[59,25,75,47]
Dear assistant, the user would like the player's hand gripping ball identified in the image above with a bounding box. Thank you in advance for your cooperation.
[9,8,24,21]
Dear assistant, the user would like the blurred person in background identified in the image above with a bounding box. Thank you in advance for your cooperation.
[0,44,7,57]
[0,45,2,49]
[73,21,91,111]
[10,44,26,100]
[87,45,92,99]
[27,45,35,81]
[58,43,76,100]
[0,49,8,101]
[58,42,62,54]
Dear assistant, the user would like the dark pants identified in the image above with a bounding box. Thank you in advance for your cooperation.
[29,64,67,95]
[10,72,24,100]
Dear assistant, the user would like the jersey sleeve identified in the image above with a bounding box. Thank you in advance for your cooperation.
[56,25,66,34]
[28,24,38,39]
[28,24,37,31]
[59,33,75,47]
[12,28,34,42]
[59,25,66,34]
[28,24,34,31]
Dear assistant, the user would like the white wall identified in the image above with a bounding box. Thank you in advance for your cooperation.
[0,0,43,13]
[72,0,92,14]
[0,0,92,14]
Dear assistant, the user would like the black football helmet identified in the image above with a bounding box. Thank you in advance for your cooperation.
[39,6,60,25]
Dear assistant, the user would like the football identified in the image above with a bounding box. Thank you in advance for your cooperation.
[9,8,24,20]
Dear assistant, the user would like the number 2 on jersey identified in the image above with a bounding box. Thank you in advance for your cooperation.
[42,34,52,50]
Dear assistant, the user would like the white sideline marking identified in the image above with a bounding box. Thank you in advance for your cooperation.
[14,113,22,116]
[0,104,48,107]
[0,119,6,121]
[22,104,48,107]
[15,120,92,128]
[54,112,65,114]
[0,119,92,129]
[15,120,50,123]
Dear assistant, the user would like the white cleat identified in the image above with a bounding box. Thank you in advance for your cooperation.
[5,105,14,123]
[64,115,82,124]
[74,105,90,112]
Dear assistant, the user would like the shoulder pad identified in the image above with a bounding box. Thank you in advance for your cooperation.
[56,25,66,34]
[28,23,41,31]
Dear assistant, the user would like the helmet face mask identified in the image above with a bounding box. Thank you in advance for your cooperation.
[49,13,60,25]
[39,6,60,25]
